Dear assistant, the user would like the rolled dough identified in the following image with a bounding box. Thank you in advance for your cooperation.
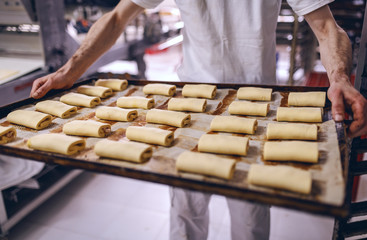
[263,141,319,163]
[60,93,101,108]
[168,98,207,112]
[63,120,111,137]
[248,164,312,194]
[77,85,113,98]
[176,151,236,180]
[237,87,273,101]
[94,139,152,163]
[288,92,326,107]
[146,109,191,127]
[0,126,16,144]
[229,101,269,116]
[7,110,52,130]
[182,84,217,99]
[117,96,154,109]
[266,122,318,140]
[96,106,137,122]
[35,100,77,118]
[27,133,85,155]
[198,134,249,156]
[277,107,322,123]
[95,79,128,91]
[143,83,176,96]
[210,116,257,134]
[126,126,174,146]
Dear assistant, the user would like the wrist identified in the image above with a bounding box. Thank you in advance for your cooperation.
[57,59,83,83]
[328,70,351,86]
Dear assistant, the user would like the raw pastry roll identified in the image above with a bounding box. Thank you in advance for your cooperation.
[7,110,52,130]
[277,107,322,123]
[266,122,317,140]
[176,151,236,180]
[77,85,113,98]
[210,116,257,134]
[228,101,269,116]
[0,126,16,144]
[96,106,137,122]
[117,96,154,109]
[288,91,326,107]
[27,133,85,155]
[63,120,111,137]
[60,93,101,108]
[35,100,77,118]
[126,126,174,146]
[167,98,207,112]
[237,87,272,101]
[95,79,128,91]
[263,141,319,163]
[198,134,249,156]
[182,84,217,99]
[248,164,312,194]
[94,139,152,163]
[146,109,191,127]
[143,83,176,96]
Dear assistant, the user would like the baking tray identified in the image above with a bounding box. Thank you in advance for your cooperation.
[0,74,350,218]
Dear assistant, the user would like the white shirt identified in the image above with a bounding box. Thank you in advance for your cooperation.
[132,0,333,84]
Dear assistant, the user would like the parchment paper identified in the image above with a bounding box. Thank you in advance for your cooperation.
[0,82,345,206]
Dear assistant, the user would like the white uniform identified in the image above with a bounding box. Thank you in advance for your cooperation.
[131,0,333,239]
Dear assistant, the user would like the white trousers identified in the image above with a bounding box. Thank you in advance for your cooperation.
[169,187,270,240]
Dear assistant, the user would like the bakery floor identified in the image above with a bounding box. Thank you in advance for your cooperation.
[6,171,367,240]
[6,45,367,240]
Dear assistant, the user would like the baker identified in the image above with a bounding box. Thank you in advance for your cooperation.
[30,1,367,239]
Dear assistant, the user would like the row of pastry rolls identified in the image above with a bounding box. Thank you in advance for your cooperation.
[74,80,157,163]
[178,88,268,180]
[46,83,179,161]
[177,116,255,180]
[5,79,128,133]
[121,84,194,149]
[248,90,326,194]
[25,79,133,158]
[174,84,249,180]
[114,83,219,160]
[93,83,184,162]
[228,87,273,117]
[113,83,217,165]
[98,84,186,161]
[95,83,187,159]
[119,83,217,148]
[136,83,240,180]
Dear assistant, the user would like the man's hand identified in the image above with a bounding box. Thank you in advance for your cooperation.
[30,0,143,99]
[327,80,367,138]
[30,70,75,99]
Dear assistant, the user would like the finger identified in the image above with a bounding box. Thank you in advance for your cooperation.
[348,122,367,138]
[30,78,46,97]
[31,79,52,99]
[347,101,367,138]
[330,94,345,122]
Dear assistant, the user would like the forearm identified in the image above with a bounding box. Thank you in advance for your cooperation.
[318,25,352,85]
[305,5,352,85]
[304,5,367,138]
[59,0,143,80]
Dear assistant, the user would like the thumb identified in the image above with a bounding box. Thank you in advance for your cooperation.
[331,94,345,122]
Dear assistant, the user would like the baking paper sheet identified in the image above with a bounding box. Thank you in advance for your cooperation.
[0,82,345,206]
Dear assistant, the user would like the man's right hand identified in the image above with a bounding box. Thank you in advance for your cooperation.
[30,70,75,99]
[30,0,143,99]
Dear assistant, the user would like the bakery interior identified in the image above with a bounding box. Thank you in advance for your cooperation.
[0,0,367,239]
